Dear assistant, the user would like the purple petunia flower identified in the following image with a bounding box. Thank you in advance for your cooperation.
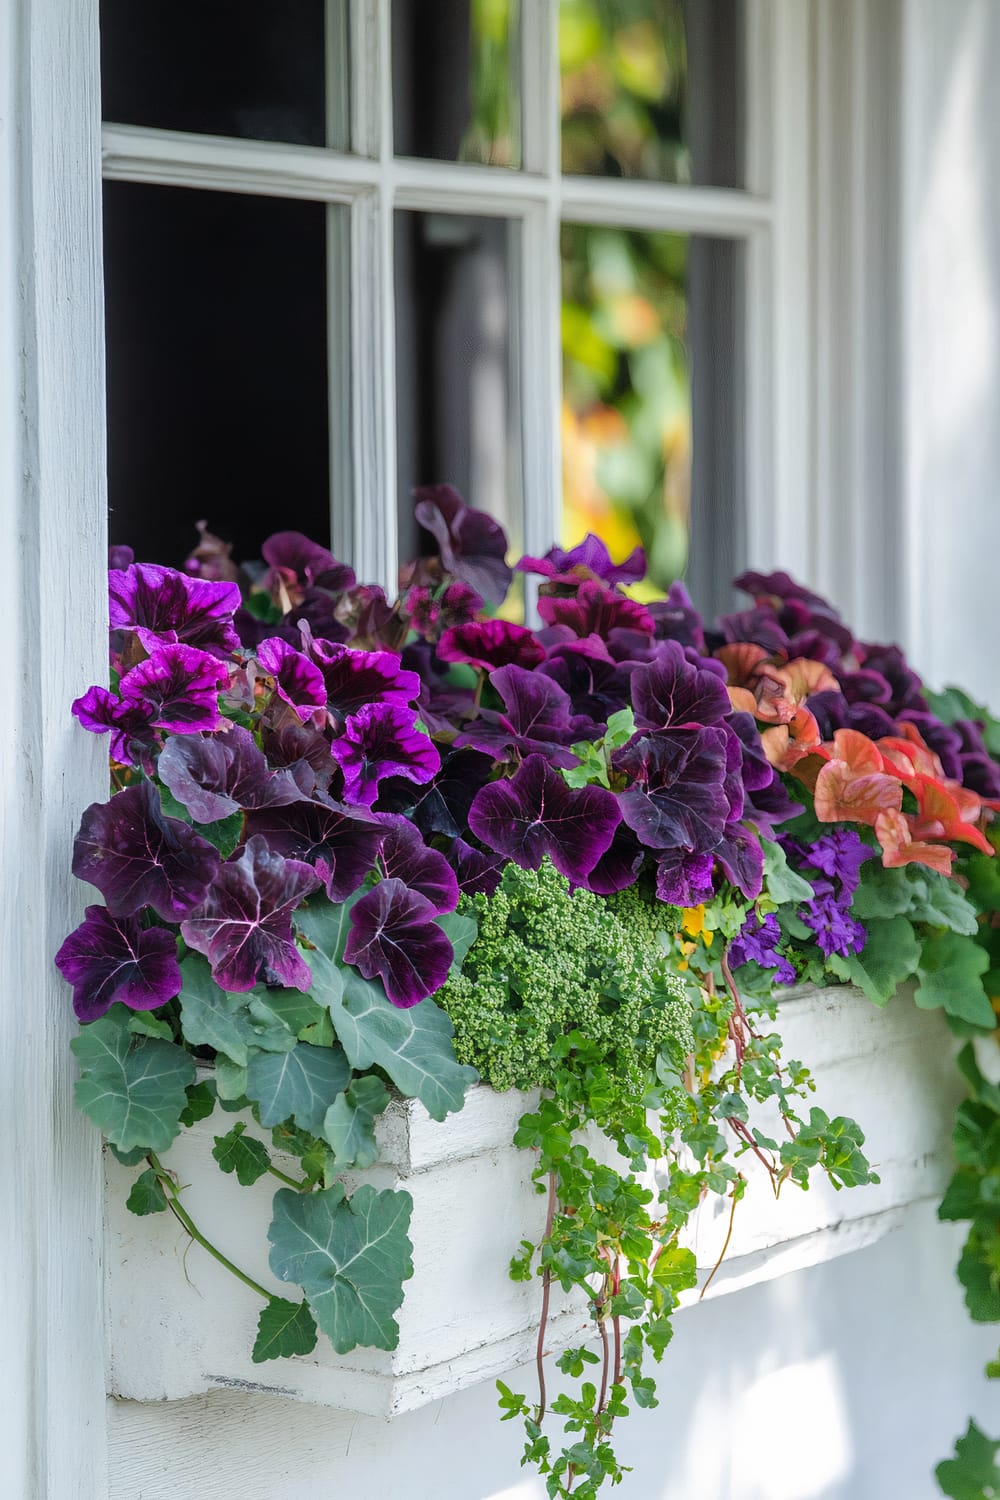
[799,884,867,960]
[613,727,732,855]
[655,848,716,906]
[329,702,440,807]
[729,911,796,984]
[109,563,241,656]
[244,795,386,902]
[797,828,875,901]
[468,753,621,885]
[260,531,356,594]
[516,534,646,587]
[307,637,421,722]
[255,637,327,721]
[55,905,183,1021]
[72,684,158,765]
[456,664,601,769]
[437,619,546,673]
[537,581,655,640]
[118,644,229,734]
[631,640,733,732]
[413,484,512,605]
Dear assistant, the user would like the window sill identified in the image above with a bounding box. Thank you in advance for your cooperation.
[104,983,959,1416]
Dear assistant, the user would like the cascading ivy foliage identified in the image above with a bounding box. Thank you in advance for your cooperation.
[57,492,1000,1497]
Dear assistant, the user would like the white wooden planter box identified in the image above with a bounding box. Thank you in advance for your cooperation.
[105,983,960,1417]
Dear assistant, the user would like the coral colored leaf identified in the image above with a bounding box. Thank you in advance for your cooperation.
[267,1183,414,1353]
[875,810,956,876]
[814,760,903,826]
[252,1298,319,1364]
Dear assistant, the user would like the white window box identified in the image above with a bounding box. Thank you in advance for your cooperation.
[104,982,959,1417]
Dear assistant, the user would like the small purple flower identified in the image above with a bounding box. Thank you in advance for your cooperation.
[799,885,867,959]
[255,637,327,721]
[517,534,646,586]
[55,905,183,1021]
[437,619,546,673]
[448,837,505,896]
[72,685,157,765]
[797,828,875,901]
[109,563,240,656]
[729,911,796,985]
[343,878,454,1008]
[260,531,355,594]
[119,645,228,734]
[308,638,421,722]
[329,703,440,807]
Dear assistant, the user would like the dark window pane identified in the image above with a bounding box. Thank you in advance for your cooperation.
[392,0,521,167]
[395,211,522,575]
[100,0,337,147]
[562,224,744,606]
[103,183,334,566]
[560,0,744,187]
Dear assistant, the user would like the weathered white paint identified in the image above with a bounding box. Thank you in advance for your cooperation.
[105,984,961,1418]
[0,1,109,1495]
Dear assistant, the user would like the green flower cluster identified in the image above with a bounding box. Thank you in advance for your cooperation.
[437,859,692,1092]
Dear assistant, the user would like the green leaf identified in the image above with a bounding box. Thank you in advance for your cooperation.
[267,1183,414,1353]
[965,852,1000,915]
[215,1057,248,1102]
[109,1143,148,1166]
[436,911,478,977]
[245,1041,352,1133]
[958,1227,1000,1322]
[179,1078,217,1127]
[323,1075,391,1168]
[761,839,815,905]
[195,810,245,857]
[128,1013,175,1041]
[826,915,920,1006]
[909,870,981,936]
[851,864,920,921]
[212,1121,272,1185]
[916,932,993,1027]
[178,955,297,1065]
[295,893,361,963]
[125,1167,168,1215]
[936,1420,1000,1500]
[247,989,330,1039]
[302,947,477,1120]
[604,707,636,748]
[72,1007,195,1152]
[252,1297,318,1364]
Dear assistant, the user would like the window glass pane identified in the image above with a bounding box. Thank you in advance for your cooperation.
[100,0,347,149]
[395,211,522,579]
[561,224,744,603]
[559,0,744,187]
[103,183,338,566]
[392,0,521,167]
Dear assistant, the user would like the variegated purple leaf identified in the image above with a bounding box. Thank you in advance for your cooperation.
[581,824,645,896]
[375,814,459,913]
[648,582,705,652]
[119,645,228,734]
[539,638,632,723]
[456,664,600,768]
[329,703,440,807]
[468,753,620,884]
[260,719,337,796]
[255,637,327,720]
[73,780,220,920]
[109,563,240,655]
[180,835,320,991]
[448,837,505,896]
[437,619,545,673]
[714,822,765,901]
[55,905,183,1022]
[413,484,512,605]
[244,796,385,901]
[613,728,731,854]
[158,725,304,823]
[631,641,732,731]
[343,878,454,1008]
[654,848,716,906]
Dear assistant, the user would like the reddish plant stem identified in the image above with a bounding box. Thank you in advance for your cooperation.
[611,1260,623,1391]
[535,1171,558,1424]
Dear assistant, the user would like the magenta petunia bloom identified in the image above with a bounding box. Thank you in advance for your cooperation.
[180,835,320,992]
[343,878,454,1008]
[329,703,440,807]
[109,563,240,656]
[73,780,221,920]
[261,531,356,593]
[55,905,183,1021]
[437,619,545,673]
[537,581,655,640]
[517,534,646,586]
[308,637,421,721]
[413,484,512,605]
[72,684,157,765]
[255,637,327,721]
[118,644,229,734]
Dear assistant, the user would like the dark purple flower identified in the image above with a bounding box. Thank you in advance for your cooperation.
[655,848,715,906]
[109,544,135,570]
[840,669,893,706]
[714,606,789,656]
[632,641,732,731]
[438,580,485,626]
[729,910,796,984]
[798,828,875,900]
[855,643,927,713]
[448,837,505,896]
[414,484,512,605]
[402,748,496,839]
[343,878,454,1008]
[73,780,220,920]
[260,720,337,796]
[539,639,632,723]
[648,582,706,652]
[516,534,646,586]
[255,638,327,721]
[456,664,600,768]
[727,711,776,795]
[468,753,621,884]
[437,619,546,673]
[374,814,459,914]
[109,563,240,656]
[582,825,645,896]
[537,581,654,640]
[846,702,898,740]
[72,685,157,765]
[55,905,183,1021]
[308,638,421,721]
[960,752,1000,800]
[158,725,305,823]
[245,796,386,902]
[329,703,440,807]
[261,531,356,593]
[613,728,732,854]
[119,645,228,734]
[800,885,867,959]
[734,569,836,614]
[180,835,320,991]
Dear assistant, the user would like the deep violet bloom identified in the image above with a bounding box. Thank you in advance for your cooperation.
[399,747,495,840]
[374,814,459,914]
[109,544,135,570]
[261,531,356,593]
[255,637,327,720]
[307,637,421,721]
[109,563,241,656]
[538,639,633,723]
[455,664,600,768]
[343,878,454,1008]
[73,780,220,920]
[261,719,337,795]
[468,753,621,884]
[72,685,157,765]
[414,484,513,605]
[713,606,790,657]
[581,824,645,896]
[118,645,228,734]
[647,582,706,653]
[714,823,765,901]
[655,848,715,907]
[180,835,320,992]
[437,619,546,673]
[734,569,837,615]
[613,728,732,855]
[855,643,927,713]
[516,534,646,586]
[797,828,875,900]
[960,752,1000,801]
[631,641,732,731]
[537,581,655,640]
[800,884,867,959]
[244,796,387,902]
[55,905,183,1022]
[329,702,440,807]
[729,911,796,984]
[158,725,306,823]
[438,580,485,627]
